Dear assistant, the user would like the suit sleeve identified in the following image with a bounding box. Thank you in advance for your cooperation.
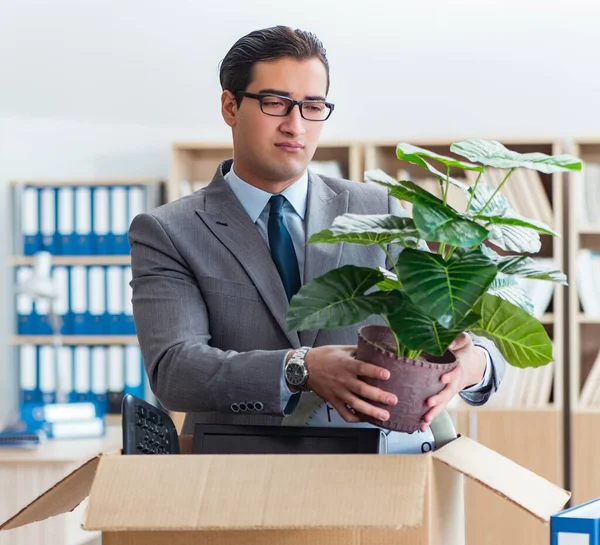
[128,212,297,415]
[387,195,506,405]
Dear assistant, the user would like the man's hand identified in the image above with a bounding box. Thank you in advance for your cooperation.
[419,332,487,432]
[299,345,398,423]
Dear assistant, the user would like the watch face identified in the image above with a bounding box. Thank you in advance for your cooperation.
[305,402,436,454]
[286,362,306,386]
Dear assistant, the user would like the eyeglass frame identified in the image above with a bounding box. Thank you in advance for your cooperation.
[235,91,335,121]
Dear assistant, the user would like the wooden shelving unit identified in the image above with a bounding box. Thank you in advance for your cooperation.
[7,177,164,421]
[567,139,600,505]
[168,141,363,202]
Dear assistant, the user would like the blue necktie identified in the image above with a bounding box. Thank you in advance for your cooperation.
[268,194,301,302]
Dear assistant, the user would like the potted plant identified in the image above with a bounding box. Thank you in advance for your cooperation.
[286,139,582,433]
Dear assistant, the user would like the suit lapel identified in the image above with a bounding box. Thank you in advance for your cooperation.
[195,163,300,348]
[299,171,349,348]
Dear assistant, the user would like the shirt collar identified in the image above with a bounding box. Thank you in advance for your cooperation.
[224,164,308,223]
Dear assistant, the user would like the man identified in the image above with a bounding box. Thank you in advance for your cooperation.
[129,26,506,438]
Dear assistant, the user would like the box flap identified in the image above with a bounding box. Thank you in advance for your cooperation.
[0,456,99,530]
[432,436,570,522]
[85,454,429,531]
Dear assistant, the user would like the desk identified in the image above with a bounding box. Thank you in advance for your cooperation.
[0,425,121,545]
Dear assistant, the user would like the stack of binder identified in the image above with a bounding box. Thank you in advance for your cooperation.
[19,184,152,256]
[15,264,135,335]
[12,179,163,429]
[18,344,147,420]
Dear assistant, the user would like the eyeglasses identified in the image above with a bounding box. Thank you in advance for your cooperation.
[235,91,335,121]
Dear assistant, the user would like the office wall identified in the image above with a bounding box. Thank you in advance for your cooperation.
[1,0,600,424]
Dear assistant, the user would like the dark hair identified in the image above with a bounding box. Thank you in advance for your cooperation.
[219,26,329,100]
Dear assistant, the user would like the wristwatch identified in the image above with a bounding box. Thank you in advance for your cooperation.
[285,346,312,392]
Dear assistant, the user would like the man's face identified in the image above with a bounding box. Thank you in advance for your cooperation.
[222,57,329,189]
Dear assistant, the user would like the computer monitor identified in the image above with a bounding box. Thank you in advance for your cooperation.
[192,424,383,455]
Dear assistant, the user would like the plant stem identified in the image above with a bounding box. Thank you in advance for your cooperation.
[383,316,403,357]
[381,244,401,285]
[480,167,516,213]
[406,348,422,360]
[442,166,450,205]
[466,168,484,211]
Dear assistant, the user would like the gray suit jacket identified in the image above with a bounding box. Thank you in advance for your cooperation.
[129,160,506,434]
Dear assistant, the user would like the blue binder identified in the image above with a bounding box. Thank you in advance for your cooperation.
[53,266,70,336]
[19,345,39,404]
[124,345,144,400]
[74,346,92,403]
[92,186,110,255]
[57,345,76,404]
[91,346,108,414]
[551,497,600,544]
[70,265,88,334]
[107,266,124,334]
[57,187,76,255]
[110,186,130,254]
[16,266,34,335]
[38,345,57,405]
[88,266,106,334]
[22,186,40,256]
[39,187,58,254]
[75,187,92,255]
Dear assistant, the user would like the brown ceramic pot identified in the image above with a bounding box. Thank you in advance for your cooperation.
[355,325,458,433]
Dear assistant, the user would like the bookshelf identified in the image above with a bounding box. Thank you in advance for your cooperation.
[168,141,363,202]
[7,177,164,425]
[364,138,565,545]
[568,139,600,504]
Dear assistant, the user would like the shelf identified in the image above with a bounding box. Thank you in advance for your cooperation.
[10,178,162,187]
[578,226,600,235]
[11,335,138,345]
[578,315,600,324]
[540,313,554,325]
[168,141,363,202]
[10,255,131,266]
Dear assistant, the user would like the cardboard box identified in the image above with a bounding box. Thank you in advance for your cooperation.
[0,434,570,545]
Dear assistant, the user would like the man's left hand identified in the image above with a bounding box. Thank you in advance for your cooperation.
[419,332,487,432]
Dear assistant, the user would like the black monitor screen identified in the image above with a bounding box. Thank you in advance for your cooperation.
[192,424,382,455]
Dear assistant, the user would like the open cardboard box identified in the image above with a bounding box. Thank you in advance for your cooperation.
[0,433,570,545]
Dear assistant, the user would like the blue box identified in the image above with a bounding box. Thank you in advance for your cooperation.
[551,497,600,544]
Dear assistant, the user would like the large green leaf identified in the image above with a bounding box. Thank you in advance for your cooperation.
[307,214,419,246]
[487,223,541,254]
[365,165,469,195]
[387,293,480,356]
[476,214,559,237]
[497,255,567,284]
[396,143,483,173]
[396,248,498,328]
[286,266,403,331]
[451,139,583,173]
[412,196,488,247]
[472,294,554,367]
[486,275,534,315]
[364,170,447,204]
